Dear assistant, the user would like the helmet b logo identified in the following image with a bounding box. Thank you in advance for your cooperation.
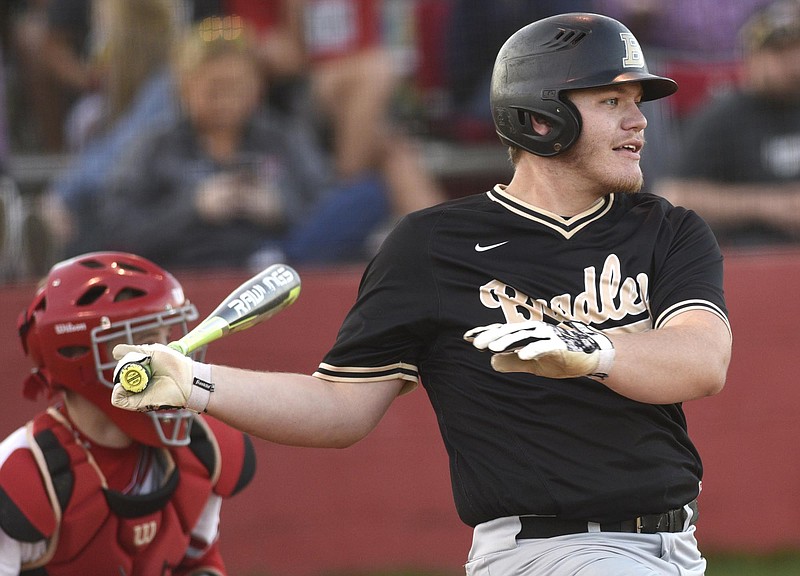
[619,32,645,69]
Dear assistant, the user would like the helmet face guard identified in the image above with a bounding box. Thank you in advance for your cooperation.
[90,305,200,446]
[90,308,194,388]
[18,252,200,446]
[491,12,678,156]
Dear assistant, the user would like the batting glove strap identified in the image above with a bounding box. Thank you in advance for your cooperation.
[558,321,615,380]
[186,362,214,413]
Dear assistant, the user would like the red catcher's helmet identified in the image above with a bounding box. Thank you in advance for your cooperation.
[490,12,678,156]
[18,252,199,446]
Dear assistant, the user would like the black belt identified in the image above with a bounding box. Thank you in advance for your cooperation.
[517,500,697,539]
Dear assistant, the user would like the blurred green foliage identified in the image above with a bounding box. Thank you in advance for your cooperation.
[706,551,800,575]
[245,552,800,576]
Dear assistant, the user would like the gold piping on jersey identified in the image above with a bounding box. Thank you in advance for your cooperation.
[313,362,419,394]
[487,185,614,239]
[656,300,732,339]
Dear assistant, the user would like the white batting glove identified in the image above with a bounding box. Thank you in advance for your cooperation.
[464,320,615,379]
[110,344,214,413]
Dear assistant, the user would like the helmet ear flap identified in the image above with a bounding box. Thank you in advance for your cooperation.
[17,311,32,355]
[17,299,39,356]
[23,369,51,401]
[495,97,582,157]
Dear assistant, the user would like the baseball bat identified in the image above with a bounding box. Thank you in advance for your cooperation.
[115,263,302,392]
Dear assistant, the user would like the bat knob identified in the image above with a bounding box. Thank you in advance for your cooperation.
[115,362,152,393]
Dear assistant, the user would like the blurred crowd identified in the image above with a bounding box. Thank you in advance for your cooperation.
[2,0,800,281]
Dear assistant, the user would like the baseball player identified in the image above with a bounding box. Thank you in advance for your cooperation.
[0,252,256,575]
[110,13,732,575]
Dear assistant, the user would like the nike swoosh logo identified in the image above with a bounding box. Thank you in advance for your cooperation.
[474,241,509,252]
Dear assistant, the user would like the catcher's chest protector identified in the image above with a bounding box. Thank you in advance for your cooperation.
[14,410,215,576]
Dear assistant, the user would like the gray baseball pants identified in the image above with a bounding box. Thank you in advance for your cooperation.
[465,515,706,575]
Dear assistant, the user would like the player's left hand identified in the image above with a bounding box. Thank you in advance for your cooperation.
[464,320,615,379]
[110,344,214,413]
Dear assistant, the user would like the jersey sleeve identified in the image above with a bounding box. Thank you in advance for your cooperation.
[313,213,440,393]
[650,206,730,335]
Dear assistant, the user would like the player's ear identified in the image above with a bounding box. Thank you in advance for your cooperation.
[530,112,553,136]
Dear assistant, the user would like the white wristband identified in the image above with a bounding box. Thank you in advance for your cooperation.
[592,348,616,380]
[186,362,214,413]
[590,332,615,380]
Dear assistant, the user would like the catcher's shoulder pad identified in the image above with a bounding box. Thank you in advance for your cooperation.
[189,416,256,498]
[0,426,58,542]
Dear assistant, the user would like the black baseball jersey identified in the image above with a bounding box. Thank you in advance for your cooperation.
[314,185,729,527]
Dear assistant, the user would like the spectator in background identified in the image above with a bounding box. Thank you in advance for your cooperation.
[100,16,396,271]
[10,0,221,153]
[39,0,221,258]
[654,0,800,247]
[593,1,773,188]
[7,0,66,152]
[41,0,117,152]
[0,43,9,174]
[227,0,445,215]
[41,0,218,152]
[588,1,773,192]
[595,0,773,61]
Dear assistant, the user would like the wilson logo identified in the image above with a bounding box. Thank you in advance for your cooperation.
[133,520,158,547]
[54,322,87,335]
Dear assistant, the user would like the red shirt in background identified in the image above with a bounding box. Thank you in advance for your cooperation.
[225,0,380,62]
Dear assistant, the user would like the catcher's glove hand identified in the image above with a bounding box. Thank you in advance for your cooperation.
[464,320,615,379]
[111,344,214,413]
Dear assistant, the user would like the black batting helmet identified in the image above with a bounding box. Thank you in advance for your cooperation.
[490,12,678,157]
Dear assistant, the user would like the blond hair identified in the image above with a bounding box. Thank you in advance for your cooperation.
[171,15,259,83]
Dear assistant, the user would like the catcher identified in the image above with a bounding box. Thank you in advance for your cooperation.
[0,252,256,575]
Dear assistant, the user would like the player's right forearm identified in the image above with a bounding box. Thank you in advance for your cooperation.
[206,366,403,448]
[602,310,730,404]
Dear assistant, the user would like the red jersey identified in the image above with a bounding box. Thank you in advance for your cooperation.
[227,0,380,62]
[302,0,381,61]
